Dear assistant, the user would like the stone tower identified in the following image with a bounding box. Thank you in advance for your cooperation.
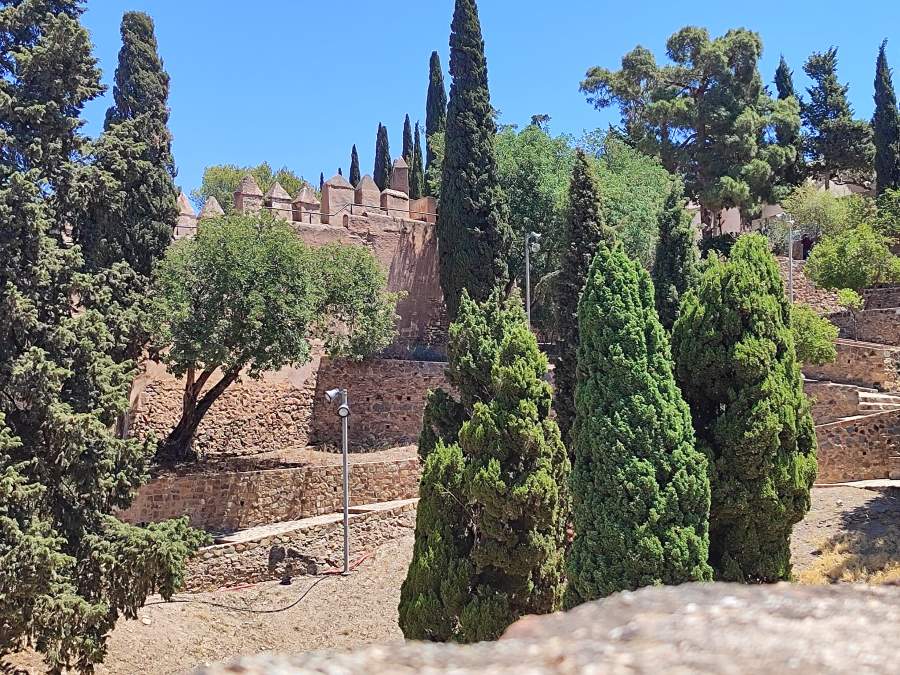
[390,157,409,196]
[175,191,197,239]
[321,174,354,225]
[292,186,321,224]
[234,174,264,214]
[198,196,225,220]
[265,181,292,221]
[354,175,381,212]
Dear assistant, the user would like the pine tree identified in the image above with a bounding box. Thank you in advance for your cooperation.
[651,183,699,331]
[553,150,614,442]
[671,234,817,582]
[438,0,512,319]
[426,50,448,185]
[566,243,712,605]
[410,121,426,200]
[0,4,204,670]
[802,48,875,182]
[399,292,568,642]
[75,11,176,277]
[873,40,900,195]
[350,144,361,187]
[374,123,392,191]
[773,56,806,188]
[403,113,414,163]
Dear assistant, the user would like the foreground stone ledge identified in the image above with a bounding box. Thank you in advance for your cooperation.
[194,583,900,674]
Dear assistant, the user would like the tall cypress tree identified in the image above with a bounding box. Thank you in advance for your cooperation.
[438,0,511,319]
[873,40,900,195]
[349,144,361,187]
[773,56,806,188]
[672,234,817,582]
[319,171,325,192]
[75,11,176,277]
[553,149,614,442]
[410,121,426,200]
[426,50,448,183]
[566,243,712,605]
[374,123,392,191]
[0,3,204,670]
[651,182,699,331]
[802,48,875,181]
[403,113,414,163]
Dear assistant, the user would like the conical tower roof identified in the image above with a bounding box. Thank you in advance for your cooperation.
[264,181,291,201]
[176,191,195,216]
[199,196,225,219]
[236,174,263,196]
[292,185,320,204]
[325,174,353,189]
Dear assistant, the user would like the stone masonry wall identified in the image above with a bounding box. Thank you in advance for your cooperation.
[310,358,450,449]
[130,365,318,458]
[804,340,900,392]
[864,286,900,310]
[117,457,421,531]
[830,308,900,346]
[184,502,416,592]
[777,257,840,314]
[804,380,861,424]
[815,409,900,483]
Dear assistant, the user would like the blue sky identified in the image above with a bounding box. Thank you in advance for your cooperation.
[81,1,900,199]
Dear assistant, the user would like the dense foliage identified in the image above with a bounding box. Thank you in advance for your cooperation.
[873,41,900,195]
[349,144,360,186]
[425,50,448,187]
[410,121,425,200]
[0,3,205,670]
[802,48,874,182]
[567,243,712,604]
[399,293,568,642]
[791,304,838,366]
[582,27,800,231]
[374,122,392,191]
[651,183,699,331]
[191,162,307,214]
[150,213,398,461]
[773,56,806,190]
[672,235,817,582]
[437,0,512,318]
[403,114,414,164]
[805,224,900,292]
[552,150,615,441]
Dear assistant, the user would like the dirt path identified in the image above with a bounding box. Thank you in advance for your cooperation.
[7,485,899,674]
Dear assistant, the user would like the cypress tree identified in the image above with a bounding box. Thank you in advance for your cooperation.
[873,40,900,195]
[566,243,712,605]
[338,167,343,176]
[403,113,414,163]
[319,172,325,192]
[553,149,614,442]
[410,121,426,200]
[0,3,204,670]
[651,183,699,331]
[350,144,361,186]
[802,48,875,181]
[773,56,806,188]
[399,292,568,642]
[438,0,512,319]
[671,234,817,582]
[374,123,392,191]
[426,50,448,182]
[76,11,176,277]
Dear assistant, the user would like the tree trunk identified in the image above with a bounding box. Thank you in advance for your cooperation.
[155,366,241,464]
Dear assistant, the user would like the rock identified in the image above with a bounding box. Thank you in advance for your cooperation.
[193,583,900,674]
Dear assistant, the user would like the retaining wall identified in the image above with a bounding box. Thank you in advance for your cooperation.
[310,357,449,449]
[864,286,900,310]
[815,409,900,483]
[803,340,900,392]
[830,308,900,347]
[804,380,861,424]
[117,457,421,531]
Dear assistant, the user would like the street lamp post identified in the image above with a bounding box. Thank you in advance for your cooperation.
[525,231,541,330]
[325,387,351,575]
[778,213,797,305]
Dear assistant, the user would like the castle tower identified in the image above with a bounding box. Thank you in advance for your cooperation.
[198,196,225,220]
[354,174,381,213]
[390,157,409,196]
[265,181,292,221]
[174,191,197,239]
[292,185,321,224]
[381,188,410,219]
[321,174,354,225]
[234,174,264,214]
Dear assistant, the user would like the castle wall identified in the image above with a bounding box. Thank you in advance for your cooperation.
[803,340,900,392]
[830,308,900,346]
[815,409,900,483]
[804,380,862,424]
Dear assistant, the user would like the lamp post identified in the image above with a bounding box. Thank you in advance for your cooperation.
[525,231,541,330]
[777,213,797,304]
[325,387,351,575]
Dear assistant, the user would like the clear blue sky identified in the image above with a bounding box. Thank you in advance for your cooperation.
[80,1,900,199]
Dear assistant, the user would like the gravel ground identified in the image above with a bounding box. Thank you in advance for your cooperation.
[6,485,899,674]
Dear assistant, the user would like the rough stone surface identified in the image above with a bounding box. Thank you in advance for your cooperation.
[380,188,410,219]
[830,308,900,346]
[118,457,421,531]
[804,339,900,392]
[310,358,449,449]
[816,409,900,483]
[864,285,900,309]
[193,583,900,674]
[805,379,862,423]
[777,257,840,313]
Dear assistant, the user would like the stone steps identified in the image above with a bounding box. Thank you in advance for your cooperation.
[890,455,900,481]
[858,391,900,413]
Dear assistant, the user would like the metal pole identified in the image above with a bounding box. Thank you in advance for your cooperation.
[525,233,531,330]
[787,222,794,305]
[341,389,350,576]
